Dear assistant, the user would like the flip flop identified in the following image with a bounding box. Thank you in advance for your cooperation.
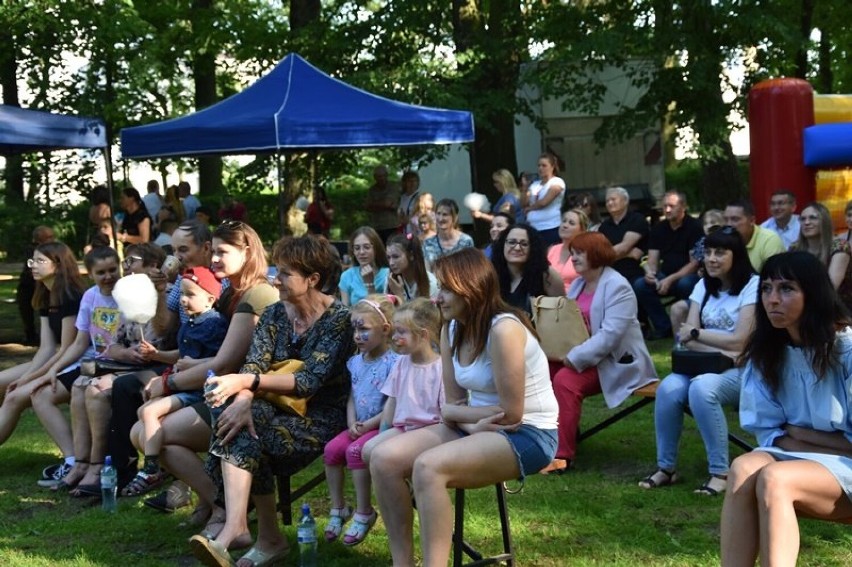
[236,544,289,567]
[189,534,235,567]
[71,483,102,498]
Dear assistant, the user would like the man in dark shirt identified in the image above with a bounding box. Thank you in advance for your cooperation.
[598,186,649,284]
[632,191,703,339]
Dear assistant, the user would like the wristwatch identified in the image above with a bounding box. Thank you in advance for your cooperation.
[690,328,701,341]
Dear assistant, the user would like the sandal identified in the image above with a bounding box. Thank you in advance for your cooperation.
[236,543,290,567]
[324,505,352,542]
[694,474,727,496]
[539,458,570,475]
[121,469,169,497]
[189,534,234,567]
[638,468,679,489]
[342,510,378,547]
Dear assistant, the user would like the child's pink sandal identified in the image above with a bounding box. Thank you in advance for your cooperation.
[324,506,352,542]
[342,510,378,546]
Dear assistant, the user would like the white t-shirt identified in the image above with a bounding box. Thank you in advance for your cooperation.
[526,176,565,232]
[689,275,759,333]
[450,314,558,429]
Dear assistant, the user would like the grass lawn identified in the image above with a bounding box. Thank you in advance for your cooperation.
[0,278,850,566]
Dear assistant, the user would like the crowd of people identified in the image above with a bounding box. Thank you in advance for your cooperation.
[3,165,852,566]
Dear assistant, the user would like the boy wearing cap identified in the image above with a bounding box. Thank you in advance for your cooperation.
[126,267,228,496]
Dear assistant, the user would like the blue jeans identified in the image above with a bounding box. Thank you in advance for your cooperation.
[654,367,741,475]
[632,272,699,335]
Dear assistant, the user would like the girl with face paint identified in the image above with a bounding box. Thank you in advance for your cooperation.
[322,295,399,546]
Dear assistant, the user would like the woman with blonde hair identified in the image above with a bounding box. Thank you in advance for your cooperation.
[547,208,589,292]
[793,202,852,313]
[472,169,524,224]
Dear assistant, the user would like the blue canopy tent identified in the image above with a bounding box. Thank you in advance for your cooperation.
[0,105,116,245]
[120,53,475,233]
[120,53,475,157]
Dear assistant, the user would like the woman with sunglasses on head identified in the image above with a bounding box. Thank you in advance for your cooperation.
[721,251,852,566]
[491,223,563,317]
[791,202,852,313]
[422,198,474,270]
[126,220,278,526]
[0,243,86,458]
[639,226,758,496]
[547,209,590,292]
[545,232,657,474]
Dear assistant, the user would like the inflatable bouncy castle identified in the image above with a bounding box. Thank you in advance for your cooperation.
[749,78,852,233]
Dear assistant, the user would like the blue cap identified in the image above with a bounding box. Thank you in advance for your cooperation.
[105,455,112,466]
[302,502,310,514]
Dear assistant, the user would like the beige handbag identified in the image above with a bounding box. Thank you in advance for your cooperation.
[255,359,310,417]
[531,296,590,362]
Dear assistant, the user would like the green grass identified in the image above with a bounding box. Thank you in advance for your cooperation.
[1,280,851,565]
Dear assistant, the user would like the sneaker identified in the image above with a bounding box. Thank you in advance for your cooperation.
[37,462,72,488]
[143,481,192,513]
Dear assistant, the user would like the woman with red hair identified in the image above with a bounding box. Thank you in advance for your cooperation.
[543,232,657,474]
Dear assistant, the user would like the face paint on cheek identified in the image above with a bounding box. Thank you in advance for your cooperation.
[358,331,370,342]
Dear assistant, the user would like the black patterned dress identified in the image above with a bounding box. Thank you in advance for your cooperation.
[207,300,355,494]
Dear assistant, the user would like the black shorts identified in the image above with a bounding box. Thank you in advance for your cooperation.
[56,367,82,393]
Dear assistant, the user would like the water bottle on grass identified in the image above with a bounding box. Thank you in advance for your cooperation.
[101,456,117,513]
[297,502,318,567]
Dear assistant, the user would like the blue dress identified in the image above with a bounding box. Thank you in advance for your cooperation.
[739,331,852,500]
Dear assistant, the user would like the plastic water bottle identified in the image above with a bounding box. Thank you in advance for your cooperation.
[101,455,118,513]
[297,502,318,567]
[203,369,222,427]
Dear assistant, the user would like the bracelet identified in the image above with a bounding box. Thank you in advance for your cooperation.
[166,374,178,393]
[161,374,172,395]
[250,373,261,392]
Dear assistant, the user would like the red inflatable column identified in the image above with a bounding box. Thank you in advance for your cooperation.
[748,78,815,222]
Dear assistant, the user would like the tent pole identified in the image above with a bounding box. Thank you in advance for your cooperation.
[277,153,286,237]
[467,141,478,195]
[104,145,118,250]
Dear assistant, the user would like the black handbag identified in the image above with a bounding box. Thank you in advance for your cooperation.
[79,357,146,377]
[671,288,735,376]
[671,349,734,376]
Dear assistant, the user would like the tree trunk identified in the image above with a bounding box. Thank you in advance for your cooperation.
[454,0,521,242]
[817,27,833,94]
[192,0,221,197]
[795,0,815,79]
[0,23,24,201]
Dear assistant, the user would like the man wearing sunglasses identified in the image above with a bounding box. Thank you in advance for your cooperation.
[724,199,785,272]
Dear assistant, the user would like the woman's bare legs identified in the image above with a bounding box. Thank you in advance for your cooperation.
[756,460,852,567]
[156,407,218,511]
[413,432,520,567]
[30,383,72,457]
[235,494,288,567]
[76,376,114,486]
[721,452,852,567]
[212,460,252,549]
[0,361,33,397]
[0,377,48,445]
[369,424,459,567]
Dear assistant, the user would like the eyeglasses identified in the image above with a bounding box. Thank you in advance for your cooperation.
[122,255,143,266]
[505,239,530,249]
[27,257,52,268]
[218,220,247,230]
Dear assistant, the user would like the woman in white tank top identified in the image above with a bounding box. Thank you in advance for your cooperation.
[368,248,558,567]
